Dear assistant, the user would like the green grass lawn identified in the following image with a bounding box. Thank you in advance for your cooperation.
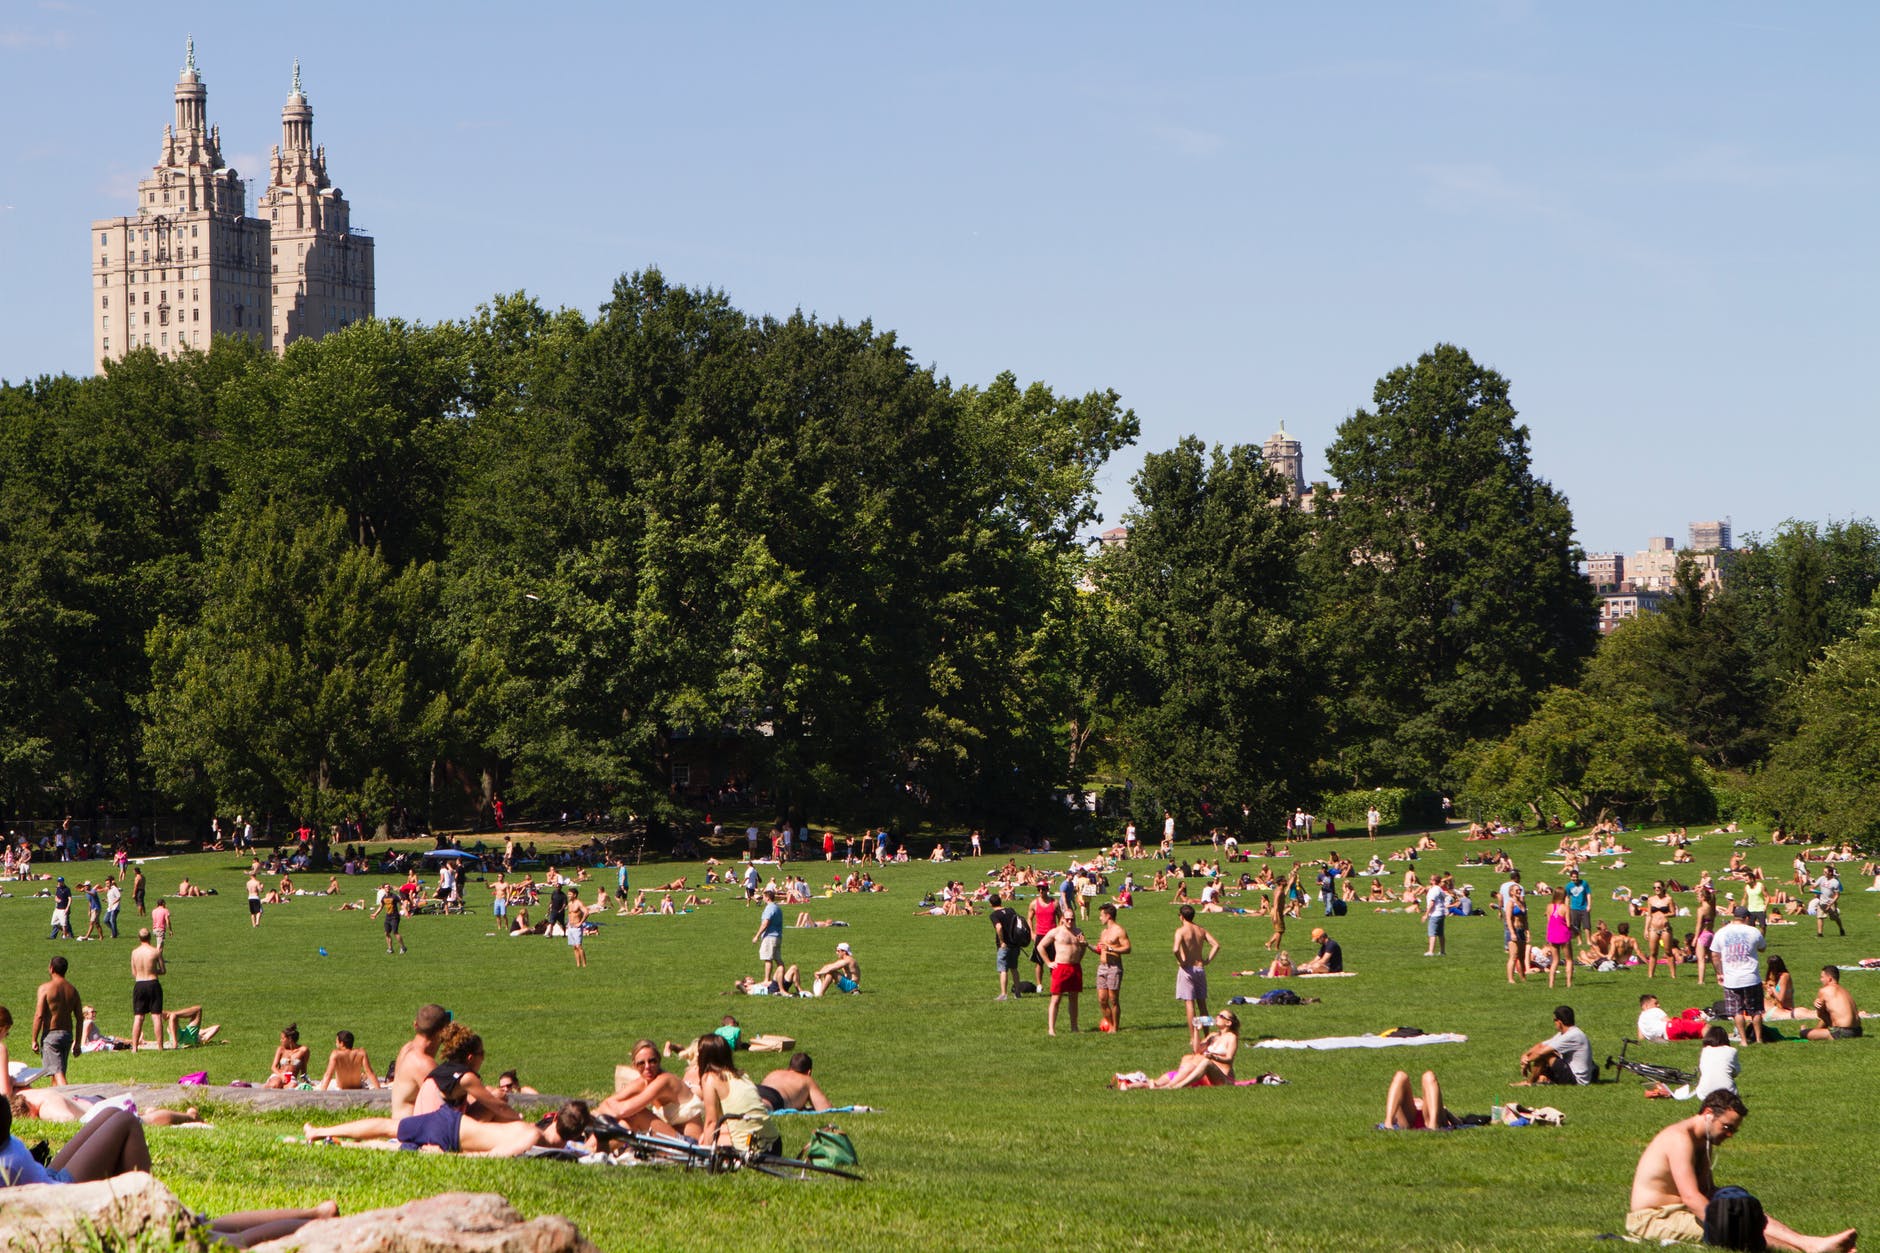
[4,826,1877,1251]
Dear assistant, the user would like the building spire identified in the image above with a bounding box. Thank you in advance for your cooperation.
[182,35,197,78]
[290,58,303,100]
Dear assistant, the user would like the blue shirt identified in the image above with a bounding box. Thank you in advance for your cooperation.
[1566,880,1591,911]
[760,901,783,938]
[1,1135,68,1187]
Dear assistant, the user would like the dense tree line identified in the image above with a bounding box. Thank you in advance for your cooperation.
[2,287,1870,842]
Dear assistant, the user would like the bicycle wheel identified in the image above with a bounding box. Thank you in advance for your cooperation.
[747,1152,862,1181]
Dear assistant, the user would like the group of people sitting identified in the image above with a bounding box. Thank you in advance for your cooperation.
[302,1004,839,1161]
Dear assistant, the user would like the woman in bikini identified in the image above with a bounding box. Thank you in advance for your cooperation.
[1151,1009,1240,1088]
[263,1024,311,1089]
[1763,955,1799,1018]
[595,1039,696,1138]
[1642,883,1677,979]
[1382,1070,1457,1130]
[1692,884,1718,985]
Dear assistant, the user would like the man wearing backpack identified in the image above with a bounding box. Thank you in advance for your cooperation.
[1627,1090,1855,1251]
[988,894,1024,1001]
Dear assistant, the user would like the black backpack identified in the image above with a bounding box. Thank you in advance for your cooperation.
[1703,1185,1767,1251]
[1007,914,1033,949]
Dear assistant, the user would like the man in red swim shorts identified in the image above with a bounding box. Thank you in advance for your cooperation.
[1039,915,1089,1037]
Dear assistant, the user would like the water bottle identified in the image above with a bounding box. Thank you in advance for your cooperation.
[1194,1015,1214,1029]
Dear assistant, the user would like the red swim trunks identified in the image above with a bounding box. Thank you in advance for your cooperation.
[1051,963,1084,994]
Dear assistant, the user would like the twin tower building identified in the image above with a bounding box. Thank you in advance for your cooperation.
[90,39,374,370]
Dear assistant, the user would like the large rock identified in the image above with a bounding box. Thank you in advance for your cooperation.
[249,1192,596,1253]
[0,1172,191,1242]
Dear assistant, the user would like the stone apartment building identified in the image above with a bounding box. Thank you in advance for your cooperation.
[90,40,372,370]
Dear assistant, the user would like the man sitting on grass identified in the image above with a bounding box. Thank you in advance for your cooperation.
[1802,967,1862,1040]
[1627,1090,1855,1251]
[1516,1005,1594,1086]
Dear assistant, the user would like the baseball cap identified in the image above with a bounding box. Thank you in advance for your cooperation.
[1732,904,1749,919]
[836,942,851,953]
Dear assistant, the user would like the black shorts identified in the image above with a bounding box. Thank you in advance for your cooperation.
[248,898,262,915]
[385,913,401,934]
[132,979,163,1016]
[1828,1023,1863,1039]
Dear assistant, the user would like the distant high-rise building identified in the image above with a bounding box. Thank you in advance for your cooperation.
[260,60,373,353]
[1262,423,1306,499]
[1688,519,1732,553]
[89,40,372,371]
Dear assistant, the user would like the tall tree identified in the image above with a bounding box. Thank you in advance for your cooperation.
[142,504,450,822]
[1311,344,1596,789]
[1585,558,1769,768]
[1102,437,1317,836]
[1758,607,1880,847]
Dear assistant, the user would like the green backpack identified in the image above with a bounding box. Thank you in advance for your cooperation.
[804,1128,858,1169]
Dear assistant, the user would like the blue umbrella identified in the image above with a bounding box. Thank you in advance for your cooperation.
[422,849,481,860]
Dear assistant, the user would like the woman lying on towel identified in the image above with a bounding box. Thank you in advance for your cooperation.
[1151,1010,1240,1088]
[1381,1069,1458,1130]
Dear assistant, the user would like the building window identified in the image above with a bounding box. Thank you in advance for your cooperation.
[142,312,149,325]
[192,309,199,322]
[142,291,149,305]
[191,247,198,259]
[102,338,110,353]
[160,333,168,346]
[191,225,198,237]
[102,316,109,330]
[101,295,108,308]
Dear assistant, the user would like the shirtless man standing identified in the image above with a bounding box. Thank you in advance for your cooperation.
[1802,967,1862,1040]
[1093,903,1131,1032]
[128,929,166,1051]
[31,956,82,1085]
[1173,904,1221,1051]
[246,873,264,928]
[1627,1091,1855,1251]
[1039,915,1088,1037]
[567,888,589,968]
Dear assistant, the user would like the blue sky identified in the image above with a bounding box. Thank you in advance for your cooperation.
[3,1,1874,554]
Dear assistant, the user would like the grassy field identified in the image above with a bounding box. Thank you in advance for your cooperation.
[3,824,1876,1251]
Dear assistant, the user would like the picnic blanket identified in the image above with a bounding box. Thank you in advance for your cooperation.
[771,1105,880,1116]
[1251,1032,1467,1051]
[1233,970,1356,979]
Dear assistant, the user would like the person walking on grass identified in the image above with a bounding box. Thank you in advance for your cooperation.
[246,872,263,928]
[375,889,407,954]
[752,889,783,984]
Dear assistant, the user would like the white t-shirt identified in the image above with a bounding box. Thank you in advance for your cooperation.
[1425,885,1449,920]
[1695,1043,1739,1100]
[1636,1006,1670,1042]
[1709,922,1766,990]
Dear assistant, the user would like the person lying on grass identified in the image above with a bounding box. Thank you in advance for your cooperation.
[10,1089,207,1126]
[1381,1069,1457,1130]
[2,1101,337,1248]
[387,1026,537,1157]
